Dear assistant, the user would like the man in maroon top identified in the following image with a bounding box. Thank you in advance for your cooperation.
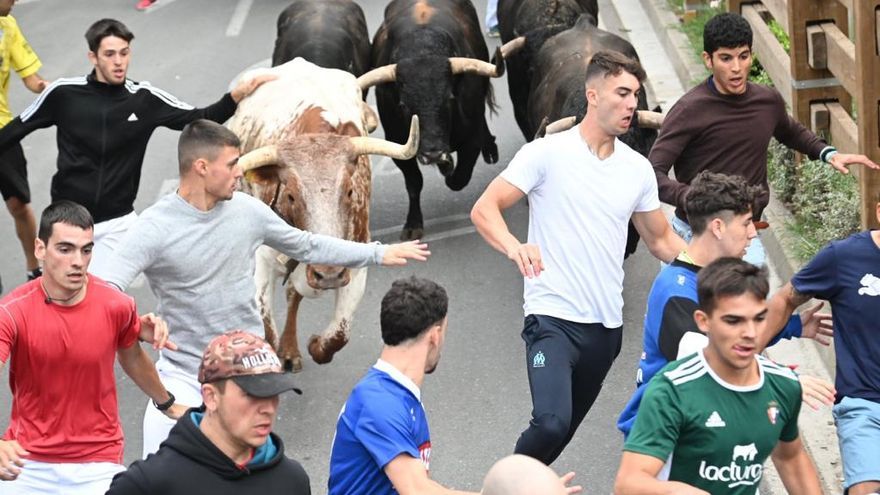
[0,201,184,495]
[650,12,878,265]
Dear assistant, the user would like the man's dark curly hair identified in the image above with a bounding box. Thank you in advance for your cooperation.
[703,13,752,56]
[380,277,448,346]
[685,171,762,235]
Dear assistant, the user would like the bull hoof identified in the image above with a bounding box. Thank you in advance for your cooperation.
[437,161,454,177]
[283,356,304,373]
[308,334,334,365]
[400,227,424,241]
[482,138,499,164]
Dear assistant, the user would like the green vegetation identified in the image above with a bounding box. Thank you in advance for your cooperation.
[667,1,859,260]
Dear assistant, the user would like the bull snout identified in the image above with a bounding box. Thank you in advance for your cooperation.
[417,151,455,177]
[306,265,351,290]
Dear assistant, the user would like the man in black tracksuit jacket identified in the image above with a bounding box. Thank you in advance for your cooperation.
[0,18,271,274]
[105,331,311,495]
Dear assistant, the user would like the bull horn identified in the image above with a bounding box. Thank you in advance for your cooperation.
[356,64,397,92]
[449,48,505,78]
[544,116,577,135]
[636,110,664,129]
[500,36,526,58]
[350,115,420,160]
[238,145,280,172]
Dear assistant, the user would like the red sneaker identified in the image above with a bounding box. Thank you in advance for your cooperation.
[135,0,157,10]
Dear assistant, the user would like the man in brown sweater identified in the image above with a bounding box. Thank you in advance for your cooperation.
[650,12,878,265]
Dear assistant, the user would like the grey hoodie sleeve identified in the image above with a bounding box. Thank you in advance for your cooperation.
[256,199,386,268]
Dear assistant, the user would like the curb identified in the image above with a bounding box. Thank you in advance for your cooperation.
[639,2,842,493]
[641,0,707,87]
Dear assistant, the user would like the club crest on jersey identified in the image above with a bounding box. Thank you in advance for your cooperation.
[533,351,546,368]
[767,401,779,425]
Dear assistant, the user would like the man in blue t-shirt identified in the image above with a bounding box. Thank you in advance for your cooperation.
[766,198,880,495]
[617,172,835,437]
[328,277,477,495]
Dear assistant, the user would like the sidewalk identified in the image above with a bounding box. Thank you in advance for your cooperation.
[603,0,844,492]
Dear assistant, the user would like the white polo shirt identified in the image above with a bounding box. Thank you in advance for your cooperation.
[500,126,659,328]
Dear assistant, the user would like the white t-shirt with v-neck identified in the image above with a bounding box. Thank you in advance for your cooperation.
[500,126,660,328]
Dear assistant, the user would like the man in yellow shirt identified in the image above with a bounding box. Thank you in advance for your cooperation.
[0,0,47,291]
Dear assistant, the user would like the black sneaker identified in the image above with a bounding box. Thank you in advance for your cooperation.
[27,267,42,281]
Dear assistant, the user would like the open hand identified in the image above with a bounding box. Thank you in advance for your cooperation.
[798,374,836,410]
[139,313,178,351]
[828,152,880,174]
[381,240,430,266]
[559,471,583,494]
[231,73,278,103]
[0,439,28,481]
[506,242,544,278]
[799,302,833,345]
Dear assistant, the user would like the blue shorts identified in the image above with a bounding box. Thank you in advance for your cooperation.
[833,396,880,491]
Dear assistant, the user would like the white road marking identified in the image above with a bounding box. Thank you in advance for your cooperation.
[420,226,476,243]
[145,0,180,14]
[226,0,254,37]
[370,213,472,238]
[17,0,41,4]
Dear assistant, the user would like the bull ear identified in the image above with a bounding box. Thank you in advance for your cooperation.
[360,101,379,133]
[244,164,286,189]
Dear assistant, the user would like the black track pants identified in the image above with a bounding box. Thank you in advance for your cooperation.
[514,314,623,464]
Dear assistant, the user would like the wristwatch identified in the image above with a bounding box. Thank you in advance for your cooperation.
[153,391,176,412]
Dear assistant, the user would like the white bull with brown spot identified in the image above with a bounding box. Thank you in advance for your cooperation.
[228,58,419,371]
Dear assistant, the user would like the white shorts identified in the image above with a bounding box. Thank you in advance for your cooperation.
[89,211,138,279]
[0,460,124,495]
[141,361,203,458]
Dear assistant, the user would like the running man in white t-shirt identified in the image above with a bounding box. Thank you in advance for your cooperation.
[471,50,686,464]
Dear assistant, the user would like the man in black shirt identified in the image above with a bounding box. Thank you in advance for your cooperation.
[0,18,272,275]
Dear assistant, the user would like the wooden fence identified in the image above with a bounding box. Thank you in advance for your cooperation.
[728,0,880,229]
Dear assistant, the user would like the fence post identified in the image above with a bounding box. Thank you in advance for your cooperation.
[786,0,850,131]
[854,0,880,229]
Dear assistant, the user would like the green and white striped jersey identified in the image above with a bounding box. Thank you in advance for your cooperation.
[624,350,802,494]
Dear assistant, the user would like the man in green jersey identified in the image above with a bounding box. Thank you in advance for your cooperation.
[614,258,821,495]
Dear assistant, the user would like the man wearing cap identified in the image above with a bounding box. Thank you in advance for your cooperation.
[105,330,310,495]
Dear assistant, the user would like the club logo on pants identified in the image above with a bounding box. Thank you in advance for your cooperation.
[533,351,546,368]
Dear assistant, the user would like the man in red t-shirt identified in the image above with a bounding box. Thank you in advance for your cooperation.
[0,201,185,495]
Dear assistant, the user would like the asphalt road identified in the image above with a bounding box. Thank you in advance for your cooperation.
[0,1,661,492]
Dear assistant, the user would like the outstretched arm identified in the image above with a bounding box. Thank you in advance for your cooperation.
[771,437,822,495]
[762,282,813,348]
[22,73,48,93]
[117,344,186,420]
[471,176,542,277]
[631,209,686,264]
[385,454,479,495]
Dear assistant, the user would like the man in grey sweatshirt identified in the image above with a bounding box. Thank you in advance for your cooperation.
[96,119,430,457]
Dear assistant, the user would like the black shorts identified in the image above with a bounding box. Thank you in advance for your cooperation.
[0,142,29,203]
